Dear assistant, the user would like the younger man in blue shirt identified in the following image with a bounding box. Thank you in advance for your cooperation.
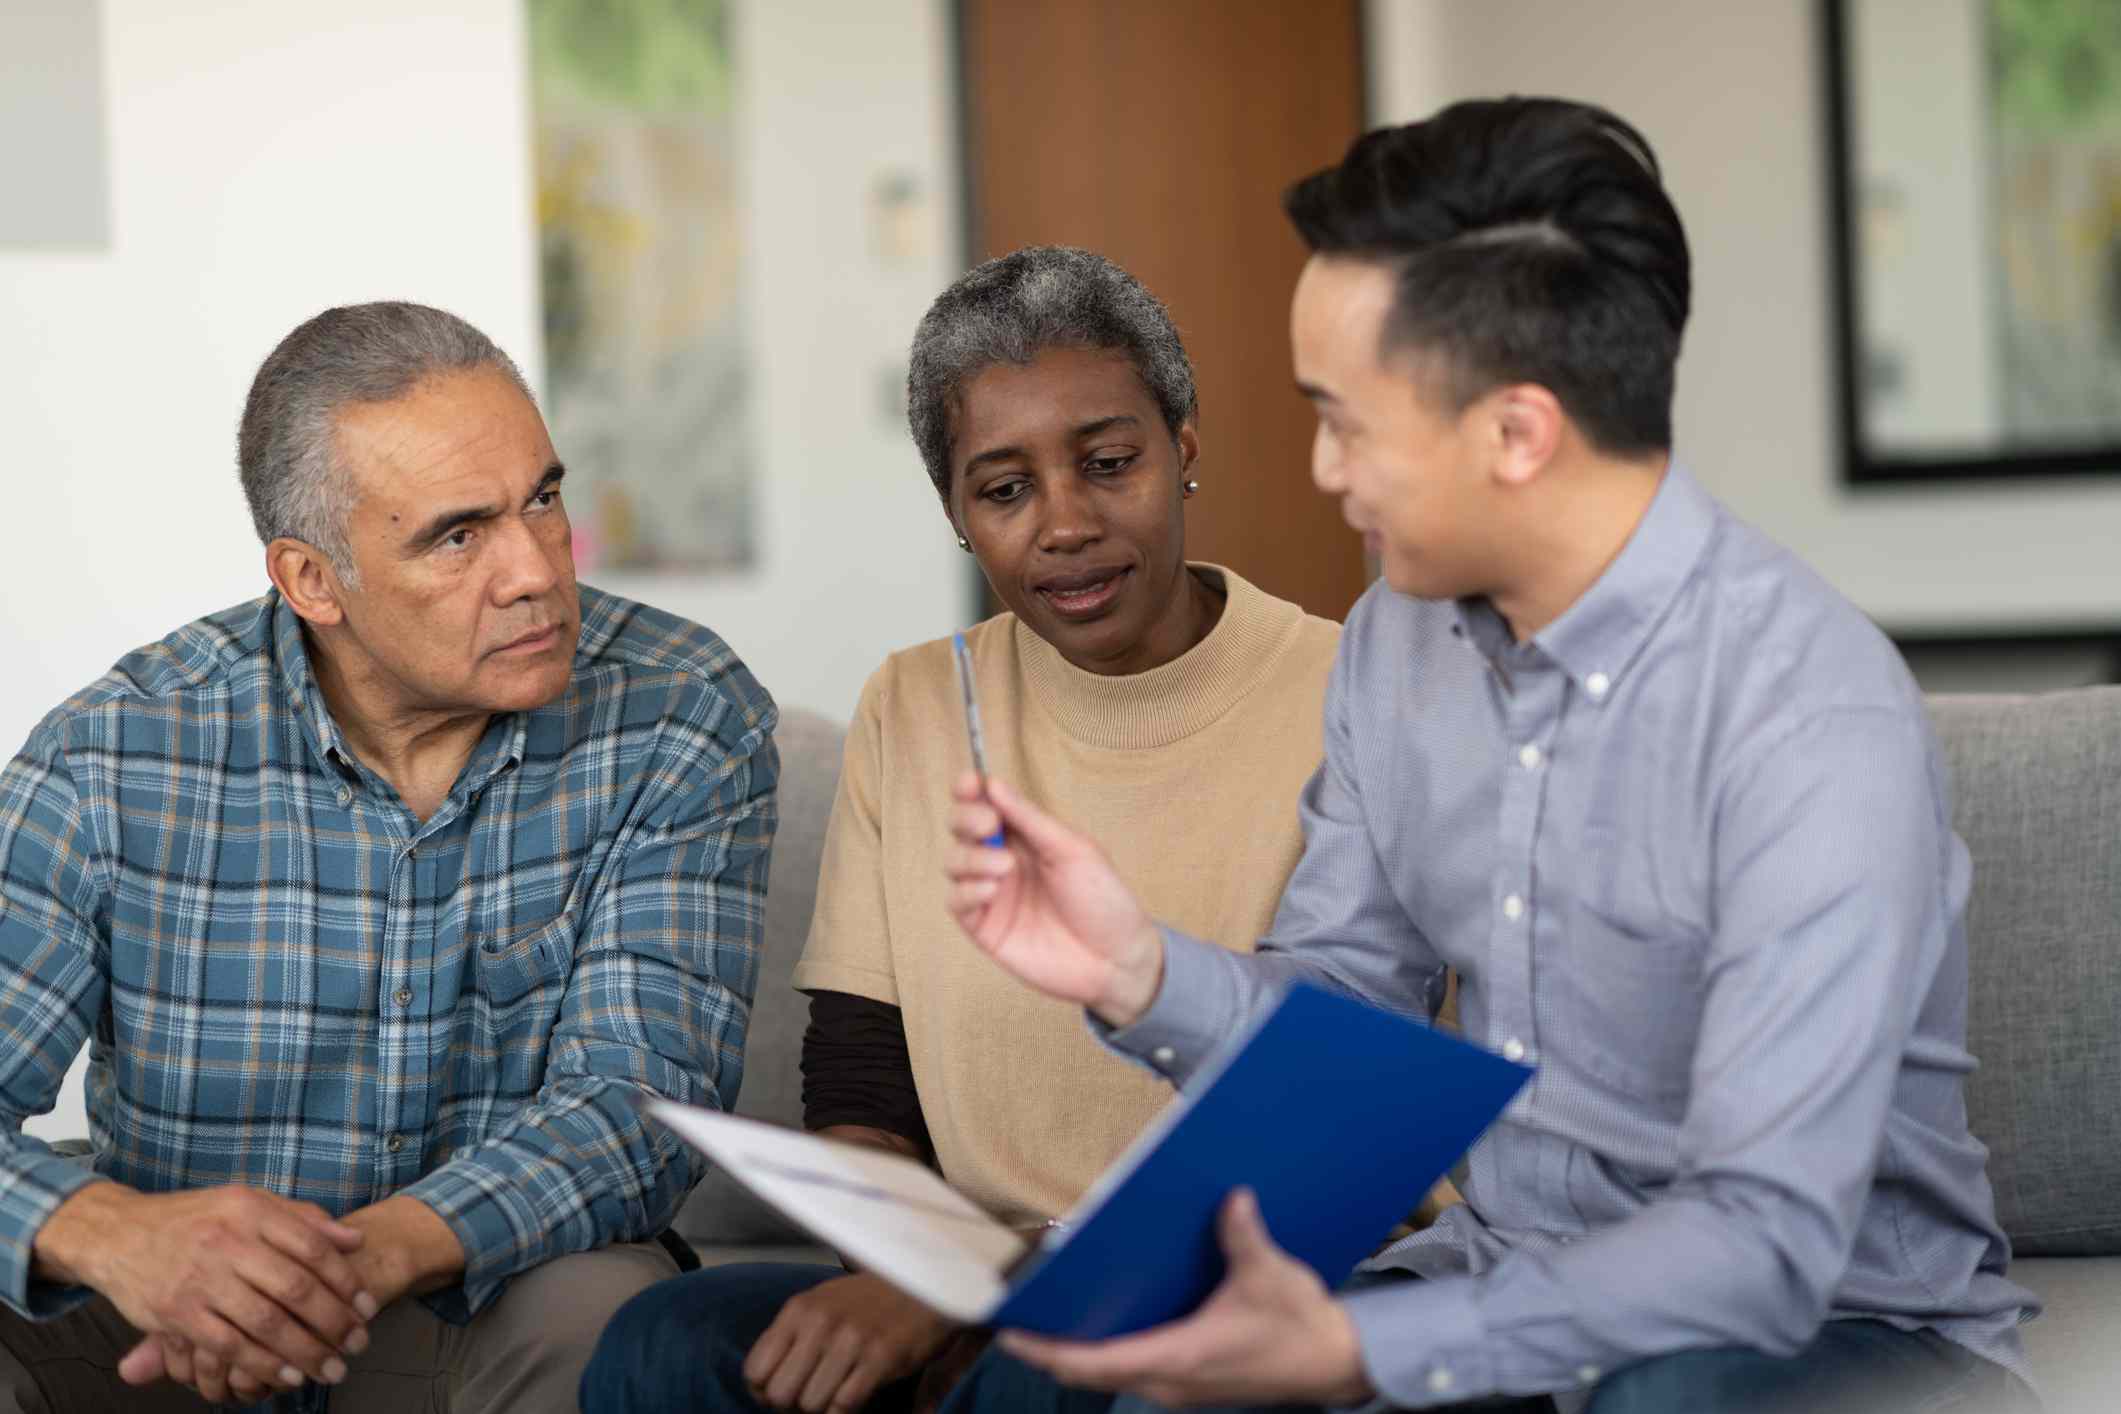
[939,99,2035,1414]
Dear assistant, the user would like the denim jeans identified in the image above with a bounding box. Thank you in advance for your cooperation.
[1580,1318,2032,1414]
[934,1318,2026,1414]
[581,1261,2026,1414]
[576,1261,1313,1414]
[579,1262,877,1414]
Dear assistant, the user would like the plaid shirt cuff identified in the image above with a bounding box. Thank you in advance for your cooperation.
[0,1149,109,1321]
[400,1159,551,1321]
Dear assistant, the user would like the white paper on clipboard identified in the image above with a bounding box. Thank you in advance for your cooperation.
[649,1102,1024,1323]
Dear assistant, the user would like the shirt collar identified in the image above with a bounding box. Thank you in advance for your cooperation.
[1450,461,1719,696]
[272,591,354,772]
[1533,461,1718,695]
[270,591,529,796]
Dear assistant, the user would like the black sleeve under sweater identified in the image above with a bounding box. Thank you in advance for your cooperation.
[799,989,933,1160]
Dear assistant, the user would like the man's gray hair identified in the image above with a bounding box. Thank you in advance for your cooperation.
[237,301,533,585]
[906,246,1198,499]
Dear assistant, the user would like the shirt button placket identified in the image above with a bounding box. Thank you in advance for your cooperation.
[378,838,421,1186]
[1494,674,1553,1084]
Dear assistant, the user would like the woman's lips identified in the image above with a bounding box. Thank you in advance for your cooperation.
[1035,567,1131,621]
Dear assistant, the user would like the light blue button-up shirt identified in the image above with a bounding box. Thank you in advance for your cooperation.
[1112,465,2034,1407]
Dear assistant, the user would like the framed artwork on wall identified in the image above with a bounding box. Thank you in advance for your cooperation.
[527,0,754,570]
[1824,0,2121,484]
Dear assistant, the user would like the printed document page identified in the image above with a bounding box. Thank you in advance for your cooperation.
[650,1102,1022,1323]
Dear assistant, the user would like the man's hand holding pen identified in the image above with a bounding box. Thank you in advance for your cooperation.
[941,772,1165,1030]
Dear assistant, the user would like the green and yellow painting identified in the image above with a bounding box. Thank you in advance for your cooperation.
[1990,0,2121,442]
[529,0,752,570]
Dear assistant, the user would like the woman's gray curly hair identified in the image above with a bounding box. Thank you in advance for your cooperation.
[905,246,1197,500]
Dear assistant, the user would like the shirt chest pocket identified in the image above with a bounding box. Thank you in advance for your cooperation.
[474,912,576,1011]
[1552,830,1706,1104]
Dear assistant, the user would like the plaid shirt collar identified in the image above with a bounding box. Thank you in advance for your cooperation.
[268,590,529,811]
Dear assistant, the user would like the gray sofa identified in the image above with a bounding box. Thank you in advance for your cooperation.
[1930,690,2121,1411]
[679,692,2121,1409]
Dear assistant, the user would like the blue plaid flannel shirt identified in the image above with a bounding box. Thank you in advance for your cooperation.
[0,585,776,1329]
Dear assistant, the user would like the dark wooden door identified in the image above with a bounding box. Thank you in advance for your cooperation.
[960,0,1370,622]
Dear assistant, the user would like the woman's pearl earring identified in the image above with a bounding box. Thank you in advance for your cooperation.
[956,534,972,552]
[1182,479,1200,497]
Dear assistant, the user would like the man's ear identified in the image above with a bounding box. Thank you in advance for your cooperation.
[1487,383,1565,489]
[267,539,348,628]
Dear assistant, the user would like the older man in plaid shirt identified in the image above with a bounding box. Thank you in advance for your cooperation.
[0,302,778,1412]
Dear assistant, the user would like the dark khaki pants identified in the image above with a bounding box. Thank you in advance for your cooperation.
[0,1241,679,1413]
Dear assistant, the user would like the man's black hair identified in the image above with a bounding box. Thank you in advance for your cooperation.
[1284,97,1690,453]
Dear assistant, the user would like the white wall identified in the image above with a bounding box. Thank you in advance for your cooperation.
[1,0,966,1138]
[1366,0,2121,634]
[0,2,112,246]
[0,0,542,760]
[1,1,543,1138]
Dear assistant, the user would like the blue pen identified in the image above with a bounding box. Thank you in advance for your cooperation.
[951,633,1007,848]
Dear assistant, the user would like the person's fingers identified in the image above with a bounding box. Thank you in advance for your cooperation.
[160,1333,195,1390]
[952,878,1001,908]
[945,798,1006,850]
[742,1309,797,1390]
[213,1326,305,1396]
[943,839,1015,882]
[191,1355,226,1404]
[191,1336,294,1403]
[188,1340,234,1404]
[760,1321,828,1409]
[946,882,1003,940]
[983,777,1083,856]
[228,1366,273,1403]
[287,1200,366,1252]
[795,1326,865,1413]
[946,776,1087,860]
[998,1323,1197,1393]
[237,1243,367,1357]
[999,1328,1124,1387]
[262,1211,376,1330]
[208,1274,346,1386]
[116,1335,165,1386]
[1217,1187,1277,1268]
[827,1360,885,1414]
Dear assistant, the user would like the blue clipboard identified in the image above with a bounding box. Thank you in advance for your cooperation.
[992,981,1531,1337]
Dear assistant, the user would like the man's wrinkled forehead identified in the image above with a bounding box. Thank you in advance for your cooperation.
[335,368,552,510]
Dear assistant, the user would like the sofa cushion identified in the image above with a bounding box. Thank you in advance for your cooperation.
[672,706,847,1248]
[2006,1256,2121,1413]
[1929,689,2121,1256]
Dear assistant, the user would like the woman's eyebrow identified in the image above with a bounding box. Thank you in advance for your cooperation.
[1072,414,1140,439]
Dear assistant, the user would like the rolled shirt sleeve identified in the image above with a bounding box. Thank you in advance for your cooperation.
[403,710,777,1319]
[0,719,114,1320]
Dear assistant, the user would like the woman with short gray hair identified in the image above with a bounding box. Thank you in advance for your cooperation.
[584,248,1348,1414]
